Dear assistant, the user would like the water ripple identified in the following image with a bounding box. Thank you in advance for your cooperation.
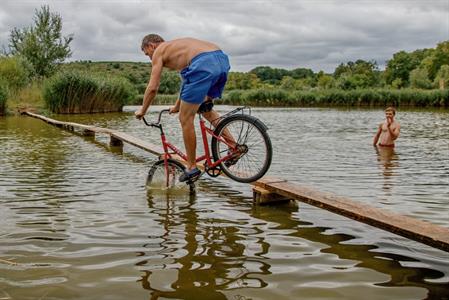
[1,110,448,299]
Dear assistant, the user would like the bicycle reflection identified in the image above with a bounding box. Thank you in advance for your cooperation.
[137,179,448,300]
[137,187,269,299]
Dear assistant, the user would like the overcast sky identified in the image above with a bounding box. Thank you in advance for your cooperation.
[0,0,448,72]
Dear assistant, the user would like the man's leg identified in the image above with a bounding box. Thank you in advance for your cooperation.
[202,108,236,147]
[179,100,201,171]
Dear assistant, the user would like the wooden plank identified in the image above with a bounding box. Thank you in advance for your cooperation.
[23,111,163,155]
[255,179,449,252]
[111,131,163,155]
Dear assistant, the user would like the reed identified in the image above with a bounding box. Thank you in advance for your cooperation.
[0,80,8,115]
[43,71,137,114]
[222,88,449,108]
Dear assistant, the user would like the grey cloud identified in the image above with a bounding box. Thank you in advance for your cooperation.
[0,0,447,72]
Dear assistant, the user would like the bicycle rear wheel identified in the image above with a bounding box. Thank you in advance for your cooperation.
[211,114,272,183]
[147,159,193,192]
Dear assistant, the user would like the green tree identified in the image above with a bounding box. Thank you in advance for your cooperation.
[333,60,378,88]
[409,67,432,89]
[9,5,73,77]
[333,60,378,89]
[158,70,181,94]
[227,72,260,90]
[434,64,449,89]
[420,41,449,80]
[280,76,304,90]
[316,72,335,89]
[290,67,314,79]
[249,66,289,84]
[391,78,404,89]
[385,49,432,87]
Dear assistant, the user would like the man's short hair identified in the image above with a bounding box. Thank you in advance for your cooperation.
[141,34,164,50]
[385,107,396,115]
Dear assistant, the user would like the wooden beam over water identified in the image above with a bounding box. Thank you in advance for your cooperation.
[23,111,449,252]
[255,177,449,252]
[23,111,163,155]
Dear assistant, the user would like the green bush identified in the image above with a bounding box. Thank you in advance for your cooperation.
[0,80,8,115]
[0,56,32,92]
[43,71,137,113]
[223,88,449,108]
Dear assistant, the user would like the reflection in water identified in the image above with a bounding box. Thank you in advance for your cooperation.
[251,203,449,299]
[139,189,269,299]
[137,183,449,299]
[375,146,399,194]
[2,110,449,300]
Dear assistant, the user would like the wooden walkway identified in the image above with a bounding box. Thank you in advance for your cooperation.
[23,111,449,252]
[23,111,164,155]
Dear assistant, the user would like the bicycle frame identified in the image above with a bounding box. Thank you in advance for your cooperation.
[144,110,238,171]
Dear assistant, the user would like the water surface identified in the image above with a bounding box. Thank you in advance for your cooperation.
[0,107,448,299]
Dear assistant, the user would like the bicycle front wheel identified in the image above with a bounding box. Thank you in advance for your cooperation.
[147,159,193,192]
[211,114,272,183]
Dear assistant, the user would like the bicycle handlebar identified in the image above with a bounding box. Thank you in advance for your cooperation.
[142,109,170,127]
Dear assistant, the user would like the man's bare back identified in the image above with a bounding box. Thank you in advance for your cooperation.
[136,34,231,179]
[154,38,220,71]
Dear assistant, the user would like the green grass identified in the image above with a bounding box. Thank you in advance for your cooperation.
[43,71,137,114]
[6,81,46,114]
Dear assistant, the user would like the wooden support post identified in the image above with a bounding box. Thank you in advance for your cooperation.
[253,186,290,205]
[82,129,95,136]
[110,136,123,147]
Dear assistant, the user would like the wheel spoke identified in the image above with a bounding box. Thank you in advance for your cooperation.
[147,160,191,192]
[212,116,272,183]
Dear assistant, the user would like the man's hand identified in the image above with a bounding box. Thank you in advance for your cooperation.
[169,106,179,114]
[135,109,146,120]
[386,116,393,127]
[169,99,181,114]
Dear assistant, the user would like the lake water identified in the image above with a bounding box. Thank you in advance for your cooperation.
[1,106,448,299]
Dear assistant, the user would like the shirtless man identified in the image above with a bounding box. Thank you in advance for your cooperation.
[373,107,401,147]
[134,34,230,182]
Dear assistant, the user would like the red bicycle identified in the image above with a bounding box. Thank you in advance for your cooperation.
[142,106,272,192]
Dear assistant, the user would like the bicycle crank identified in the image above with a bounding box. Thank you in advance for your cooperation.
[205,165,222,177]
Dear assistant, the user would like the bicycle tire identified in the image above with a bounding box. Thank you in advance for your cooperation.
[211,114,272,183]
[147,158,194,192]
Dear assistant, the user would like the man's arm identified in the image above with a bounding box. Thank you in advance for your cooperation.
[373,123,382,146]
[135,55,163,119]
[388,123,400,140]
[169,98,181,114]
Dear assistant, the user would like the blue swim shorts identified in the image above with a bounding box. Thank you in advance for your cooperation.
[180,50,230,105]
